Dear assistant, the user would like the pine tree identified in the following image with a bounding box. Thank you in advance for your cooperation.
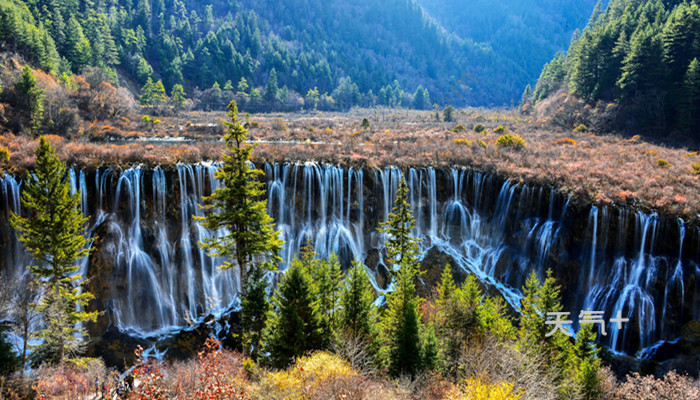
[339,261,378,344]
[378,177,425,377]
[152,80,167,105]
[170,83,187,112]
[10,137,96,364]
[140,77,155,106]
[264,257,321,368]
[240,264,270,359]
[196,101,283,297]
[14,66,44,136]
[573,323,602,400]
[378,178,420,275]
[264,68,279,102]
[237,77,249,94]
[679,58,700,134]
[309,253,343,347]
[64,16,90,72]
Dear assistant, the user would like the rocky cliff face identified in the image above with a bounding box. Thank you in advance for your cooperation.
[0,164,697,358]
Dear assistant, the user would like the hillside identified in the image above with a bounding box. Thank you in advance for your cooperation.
[0,0,556,108]
[530,0,700,141]
[418,0,600,92]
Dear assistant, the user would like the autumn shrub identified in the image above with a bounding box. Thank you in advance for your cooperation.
[255,351,365,400]
[271,118,288,131]
[604,371,700,400]
[453,124,466,133]
[691,160,700,174]
[573,124,588,133]
[444,378,522,400]
[496,133,526,149]
[0,146,10,163]
[453,138,473,146]
[493,125,507,134]
[248,120,261,129]
[32,358,109,399]
[553,138,576,146]
[657,159,670,167]
[473,124,486,133]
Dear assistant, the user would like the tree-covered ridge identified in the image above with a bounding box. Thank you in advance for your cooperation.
[0,0,539,109]
[531,0,700,138]
[418,0,599,95]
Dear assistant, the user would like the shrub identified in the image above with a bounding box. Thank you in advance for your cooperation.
[553,138,576,146]
[453,138,473,146]
[573,124,588,133]
[445,378,522,400]
[607,371,700,400]
[0,146,11,163]
[496,133,526,149]
[657,159,671,167]
[473,124,486,133]
[691,160,700,174]
[444,106,456,122]
[249,120,261,129]
[493,125,508,134]
[453,124,466,133]
[361,118,370,129]
[256,351,364,400]
[271,118,288,131]
[325,127,332,134]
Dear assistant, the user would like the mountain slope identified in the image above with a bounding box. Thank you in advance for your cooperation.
[418,0,600,90]
[1,0,598,108]
[531,0,700,140]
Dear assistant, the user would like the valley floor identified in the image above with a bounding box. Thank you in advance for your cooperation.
[2,107,700,221]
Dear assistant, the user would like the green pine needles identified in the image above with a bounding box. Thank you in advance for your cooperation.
[196,100,283,297]
[10,137,96,364]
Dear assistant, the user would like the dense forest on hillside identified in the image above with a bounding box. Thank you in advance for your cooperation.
[0,0,541,111]
[529,0,700,140]
[418,0,599,96]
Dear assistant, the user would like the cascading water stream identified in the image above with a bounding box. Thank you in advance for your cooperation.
[0,163,696,356]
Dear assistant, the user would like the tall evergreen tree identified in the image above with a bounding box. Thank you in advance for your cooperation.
[240,263,270,359]
[10,137,96,364]
[264,68,279,102]
[308,253,343,347]
[264,257,321,368]
[14,66,44,135]
[170,83,187,112]
[196,100,283,296]
[339,261,378,345]
[680,58,700,134]
[378,177,425,377]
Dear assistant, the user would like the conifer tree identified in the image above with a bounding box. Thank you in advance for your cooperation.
[140,76,155,106]
[264,257,321,368]
[339,261,378,344]
[170,83,187,112]
[378,177,425,377]
[379,178,420,275]
[264,68,279,101]
[679,58,700,134]
[240,264,270,359]
[14,66,44,135]
[10,137,96,364]
[308,253,343,347]
[152,79,167,105]
[196,100,283,297]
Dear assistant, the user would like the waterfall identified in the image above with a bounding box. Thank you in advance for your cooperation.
[0,163,696,357]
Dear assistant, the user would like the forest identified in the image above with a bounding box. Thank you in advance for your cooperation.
[529,0,700,140]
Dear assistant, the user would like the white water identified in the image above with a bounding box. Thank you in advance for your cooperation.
[0,164,696,355]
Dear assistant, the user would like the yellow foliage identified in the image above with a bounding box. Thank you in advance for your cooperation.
[553,138,576,146]
[496,133,526,149]
[258,352,360,400]
[691,160,700,175]
[445,378,522,400]
[657,159,671,168]
[0,146,11,163]
[325,127,333,134]
[453,138,473,146]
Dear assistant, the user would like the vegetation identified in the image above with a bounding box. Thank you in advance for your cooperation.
[532,0,700,139]
[196,100,283,297]
[9,137,96,364]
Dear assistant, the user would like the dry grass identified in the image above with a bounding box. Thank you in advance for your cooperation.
[2,107,700,219]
